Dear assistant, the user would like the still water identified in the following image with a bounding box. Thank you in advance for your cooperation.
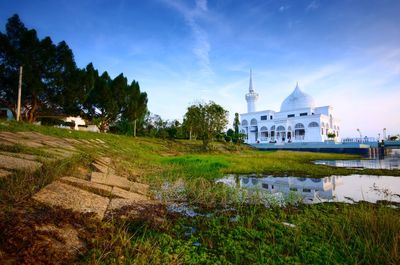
[314,148,400,170]
[217,174,400,204]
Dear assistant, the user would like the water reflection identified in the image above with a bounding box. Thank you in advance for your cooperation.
[217,174,400,204]
[314,148,400,170]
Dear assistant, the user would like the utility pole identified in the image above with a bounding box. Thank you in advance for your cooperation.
[16,66,23,121]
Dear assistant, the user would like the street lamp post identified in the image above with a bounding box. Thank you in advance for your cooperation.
[356,128,362,142]
[383,128,387,140]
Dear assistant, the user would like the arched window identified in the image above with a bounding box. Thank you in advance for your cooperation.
[242,120,248,126]
[260,126,268,139]
[270,125,275,138]
[308,122,319,128]
[277,126,285,131]
[276,126,286,141]
[250,118,257,125]
[294,123,305,140]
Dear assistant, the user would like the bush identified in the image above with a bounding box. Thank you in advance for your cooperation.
[224,136,231,142]
[216,133,225,142]
[38,117,75,129]
[113,119,134,136]
[327,132,336,139]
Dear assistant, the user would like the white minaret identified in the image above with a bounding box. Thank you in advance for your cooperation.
[245,69,259,112]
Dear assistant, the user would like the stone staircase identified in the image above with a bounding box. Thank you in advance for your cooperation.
[33,157,152,220]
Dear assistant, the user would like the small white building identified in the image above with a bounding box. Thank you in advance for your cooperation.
[65,116,86,130]
[64,116,100,132]
[240,71,340,144]
[0,108,14,120]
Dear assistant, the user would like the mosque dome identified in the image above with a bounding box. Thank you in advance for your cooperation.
[280,83,315,111]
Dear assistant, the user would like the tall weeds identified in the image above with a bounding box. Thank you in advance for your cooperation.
[0,153,92,208]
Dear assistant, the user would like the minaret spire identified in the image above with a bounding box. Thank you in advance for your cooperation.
[249,68,254,92]
[245,68,259,112]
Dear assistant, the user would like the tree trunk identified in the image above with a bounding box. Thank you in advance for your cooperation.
[99,118,109,133]
[202,134,209,151]
[28,97,38,123]
[133,119,137,137]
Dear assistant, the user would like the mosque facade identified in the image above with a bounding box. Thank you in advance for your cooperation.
[240,71,340,144]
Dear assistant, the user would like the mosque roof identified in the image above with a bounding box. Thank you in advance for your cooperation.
[280,83,315,111]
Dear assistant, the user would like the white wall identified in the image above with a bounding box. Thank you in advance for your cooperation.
[240,107,341,144]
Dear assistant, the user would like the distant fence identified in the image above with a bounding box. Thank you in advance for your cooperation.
[342,137,376,144]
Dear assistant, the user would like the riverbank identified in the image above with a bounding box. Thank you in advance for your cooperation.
[0,121,399,264]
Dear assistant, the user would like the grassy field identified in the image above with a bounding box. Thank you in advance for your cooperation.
[1,120,398,183]
[0,121,399,264]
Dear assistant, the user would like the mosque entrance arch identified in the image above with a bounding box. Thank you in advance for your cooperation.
[294,123,305,141]
[260,126,268,141]
[270,126,276,142]
[249,118,258,143]
[276,126,286,142]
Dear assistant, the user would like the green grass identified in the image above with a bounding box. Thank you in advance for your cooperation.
[0,120,399,264]
[0,153,92,208]
[2,120,399,181]
[84,197,400,265]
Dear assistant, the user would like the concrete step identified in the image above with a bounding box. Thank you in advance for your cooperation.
[91,172,133,190]
[33,181,110,220]
[0,154,42,171]
[60,176,113,197]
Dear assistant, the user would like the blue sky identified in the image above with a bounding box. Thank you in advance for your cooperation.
[1,0,400,138]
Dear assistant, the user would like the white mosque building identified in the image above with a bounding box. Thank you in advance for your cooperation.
[240,71,341,144]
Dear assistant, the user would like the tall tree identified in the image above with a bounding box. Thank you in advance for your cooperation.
[121,80,148,136]
[0,14,80,122]
[85,71,120,132]
[81,63,98,118]
[233,112,240,134]
[183,104,201,140]
[184,101,228,150]
[51,41,82,115]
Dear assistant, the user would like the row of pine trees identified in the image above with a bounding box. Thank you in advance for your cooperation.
[0,15,148,132]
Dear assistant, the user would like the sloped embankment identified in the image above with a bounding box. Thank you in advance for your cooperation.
[0,131,158,264]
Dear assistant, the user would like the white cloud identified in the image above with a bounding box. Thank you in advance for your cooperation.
[279,5,290,12]
[306,1,319,11]
[160,0,212,75]
[196,0,207,11]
